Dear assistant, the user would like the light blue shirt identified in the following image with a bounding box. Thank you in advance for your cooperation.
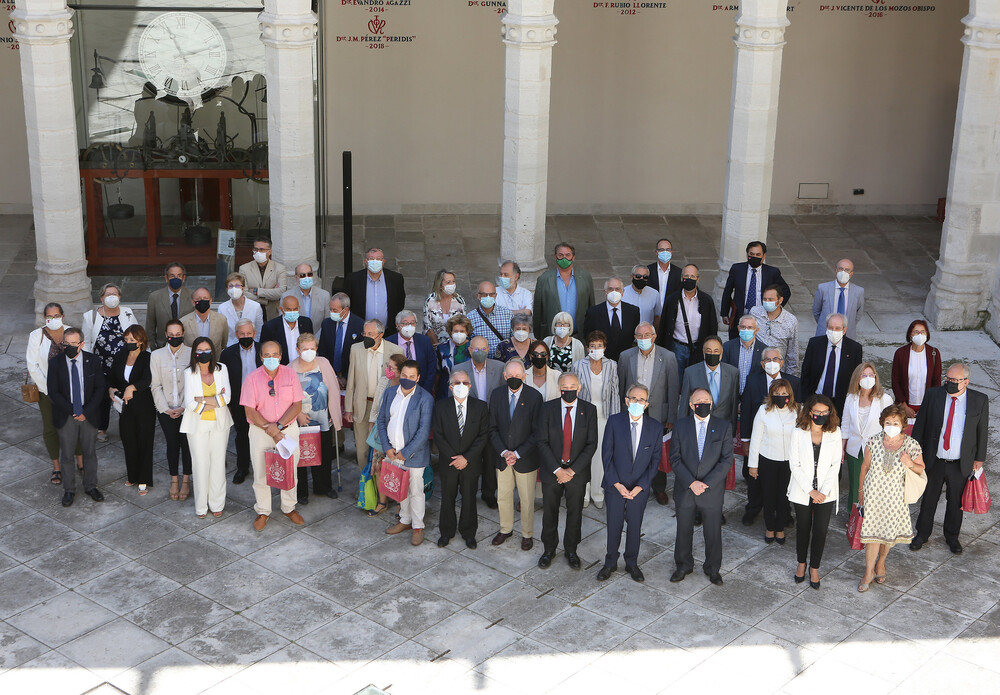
[556,271,577,323]
[365,273,388,324]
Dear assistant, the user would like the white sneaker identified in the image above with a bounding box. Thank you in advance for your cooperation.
[593,499,605,510]
[583,496,590,508]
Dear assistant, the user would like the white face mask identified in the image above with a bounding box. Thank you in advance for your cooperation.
[589,348,605,361]
[227,287,244,300]
[451,331,467,345]
[45,317,63,331]
[513,329,530,342]
[103,294,120,309]
[399,324,416,339]
[442,283,457,296]
[253,251,268,264]
[607,290,622,305]
[300,349,317,363]
[836,270,851,285]
[554,326,570,339]
[911,333,927,346]
[859,375,876,390]
[883,424,902,438]
[826,329,844,345]
[763,361,781,376]
[452,383,470,400]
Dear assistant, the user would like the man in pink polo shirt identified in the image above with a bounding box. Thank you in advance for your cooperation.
[241,340,305,531]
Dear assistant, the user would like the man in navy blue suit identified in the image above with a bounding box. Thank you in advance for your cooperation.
[720,241,791,341]
[385,309,436,394]
[318,292,365,383]
[597,382,662,583]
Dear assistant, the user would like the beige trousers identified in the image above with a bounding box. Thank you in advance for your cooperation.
[354,400,374,468]
[249,422,299,516]
[497,465,536,538]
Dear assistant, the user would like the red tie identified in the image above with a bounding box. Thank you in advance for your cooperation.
[562,406,573,463]
[943,396,957,450]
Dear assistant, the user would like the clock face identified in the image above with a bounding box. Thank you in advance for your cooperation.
[138,12,228,98]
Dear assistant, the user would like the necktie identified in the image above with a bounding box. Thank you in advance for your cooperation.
[71,358,82,416]
[943,396,957,450]
[822,345,837,397]
[745,268,757,313]
[405,340,412,359]
[509,391,517,419]
[837,287,846,315]
[697,420,707,459]
[630,421,639,459]
[171,293,179,320]
[562,406,573,462]
[457,403,465,436]
[333,323,344,373]
[611,306,620,333]
[709,369,719,404]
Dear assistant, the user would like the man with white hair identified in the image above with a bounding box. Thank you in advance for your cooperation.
[344,318,403,467]
[282,262,331,337]
[583,277,641,361]
[468,280,512,357]
[622,264,660,325]
[801,313,863,418]
[386,309,436,393]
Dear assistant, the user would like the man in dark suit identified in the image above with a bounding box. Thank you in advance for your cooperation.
[343,247,406,326]
[720,241,791,340]
[454,337,506,509]
[145,261,194,350]
[220,319,262,484]
[386,309,436,394]
[47,328,106,507]
[488,360,544,551]
[432,370,490,549]
[318,292,365,384]
[657,264,718,376]
[583,277,641,361]
[722,315,765,395]
[738,345,801,525]
[597,383,663,583]
[537,372,598,570]
[800,313,863,418]
[532,242,595,338]
[647,237,682,320]
[911,363,989,554]
[259,295,315,365]
[670,388,733,586]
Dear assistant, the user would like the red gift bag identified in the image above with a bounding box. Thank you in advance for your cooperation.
[659,436,672,473]
[961,473,992,514]
[297,426,322,468]
[378,459,410,503]
[846,503,864,550]
[265,449,296,490]
[725,462,736,491]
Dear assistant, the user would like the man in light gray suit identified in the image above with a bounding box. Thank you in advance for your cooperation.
[812,258,864,340]
[282,263,332,339]
[453,335,505,508]
[617,322,679,505]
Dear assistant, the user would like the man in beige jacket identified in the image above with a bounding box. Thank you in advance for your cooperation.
[238,237,287,321]
[344,318,403,467]
[180,287,229,359]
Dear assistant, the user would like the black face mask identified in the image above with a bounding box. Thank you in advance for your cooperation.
[506,377,523,391]
[195,352,212,364]
[772,395,790,409]
[693,403,712,418]
[704,353,721,367]
[238,336,255,349]
[632,277,648,290]
[194,300,211,314]
[747,256,763,269]
[811,414,830,426]
[530,355,548,369]
[64,345,79,358]
[945,381,960,395]
[561,389,578,404]
[362,336,376,350]
[125,342,140,352]
[681,278,697,292]
[167,336,184,348]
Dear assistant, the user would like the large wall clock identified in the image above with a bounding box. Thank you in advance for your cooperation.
[138,12,228,98]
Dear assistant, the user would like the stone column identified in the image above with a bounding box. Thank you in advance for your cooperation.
[929,0,1000,332]
[715,0,789,301]
[259,0,319,280]
[499,0,558,287]
[13,0,92,322]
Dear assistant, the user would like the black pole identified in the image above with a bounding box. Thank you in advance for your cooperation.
[343,151,353,279]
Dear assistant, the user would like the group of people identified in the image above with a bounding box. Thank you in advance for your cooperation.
[26,237,988,591]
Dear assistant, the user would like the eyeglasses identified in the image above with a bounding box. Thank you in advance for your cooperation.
[253,247,269,253]
[945,377,968,384]
[626,397,649,405]
[268,379,275,397]
[298,272,314,278]
[811,410,831,417]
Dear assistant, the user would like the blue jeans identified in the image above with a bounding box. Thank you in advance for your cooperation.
[672,342,691,380]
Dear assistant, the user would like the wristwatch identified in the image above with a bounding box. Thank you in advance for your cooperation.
[277,423,288,432]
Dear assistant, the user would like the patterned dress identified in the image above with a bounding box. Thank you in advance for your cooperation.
[548,343,574,372]
[860,434,922,546]
[94,315,125,374]
[423,293,467,344]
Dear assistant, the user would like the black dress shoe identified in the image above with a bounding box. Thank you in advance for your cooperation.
[482,497,498,510]
[742,512,756,526]
[538,553,553,569]
[85,488,104,502]
[948,540,963,554]
[61,491,74,507]
[670,568,691,583]
[566,552,581,570]
[327,489,339,500]
[654,491,669,505]
[775,535,786,545]
[464,537,477,550]
[910,538,925,551]
[233,471,246,485]
[794,572,806,584]
[708,573,724,586]
[625,565,645,583]
[764,535,775,544]
[437,536,450,548]
[297,496,309,506]
[597,565,615,581]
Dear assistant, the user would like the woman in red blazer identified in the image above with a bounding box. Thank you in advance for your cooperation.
[890,320,942,418]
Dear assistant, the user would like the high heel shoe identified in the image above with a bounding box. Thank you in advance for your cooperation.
[809,570,821,590]
[874,572,886,585]
[794,571,805,584]
[169,477,180,501]
[764,534,775,544]
[178,475,191,501]
[775,534,786,545]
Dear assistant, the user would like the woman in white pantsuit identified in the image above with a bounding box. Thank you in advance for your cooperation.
[181,337,233,518]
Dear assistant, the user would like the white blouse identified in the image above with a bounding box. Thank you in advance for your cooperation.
[747,405,797,468]
[907,348,928,406]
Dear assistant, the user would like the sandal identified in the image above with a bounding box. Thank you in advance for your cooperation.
[169,477,180,501]
[367,502,388,517]
[212,511,223,517]
[196,513,207,519]
[178,476,191,501]
[874,573,887,585]
[138,484,148,496]
[124,481,134,487]
[50,470,62,485]
[858,581,870,593]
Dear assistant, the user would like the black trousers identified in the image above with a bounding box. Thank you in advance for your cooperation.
[479,444,498,501]
[439,458,480,541]
[98,391,112,432]
[674,489,724,575]
[156,412,192,476]
[651,470,667,494]
[758,456,791,532]
[604,487,649,568]
[298,428,334,497]
[743,457,763,517]
[541,474,587,554]
[793,500,834,569]
[232,404,251,476]
[916,460,966,543]
[121,400,156,485]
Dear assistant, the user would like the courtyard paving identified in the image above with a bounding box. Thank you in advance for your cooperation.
[0,213,997,694]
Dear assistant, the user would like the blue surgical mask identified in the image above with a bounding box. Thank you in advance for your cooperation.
[329,311,342,322]
[480,296,496,309]
[739,329,755,343]
[497,276,511,290]
[283,311,299,323]
[637,338,653,351]
[299,276,314,291]
[262,357,280,371]
[628,402,645,418]
[762,300,778,313]
[657,250,672,264]
[367,259,383,274]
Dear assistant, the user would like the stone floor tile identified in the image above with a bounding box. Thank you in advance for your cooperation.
[757,596,864,653]
[194,507,297,556]
[869,594,975,643]
[138,535,240,584]
[362,535,451,580]
[892,652,998,694]
[187,559,293,612]
[0,513,81,562]
[25,537,129,587]
[90,511,189,559]
[125,587,234,644]
[519,554,618,605]
[784,654,896,694]
[824,624,937,684]
[410,554,513,606]
[335,640,473,695]
[176,615,288,676]
[75,562,180,614]
[0,492,33,529]
[578,576,682,630]
[0,566,65,619]
[296,612,406,670]
[0,446,50,486]
[146,496,244,533]
[475,636,589,694]
[797,568,903,621]
[548,662,658,695]
[0,552,15,574]
[528,605,636,656]
[7,591,116,648]
[466,579,572,636]
[643,601,750,654]
[413,609,521,667]
[359,582,460,638]
[633,551,719,599]
[241,585,345,641]
[245,532,345,582]
[45,490,142,534]
[908,565,1000,619]
[229,644,347,695]
[300,557,403,610]
[59,617,169,681]
[109,647,226,695]
[729,543,810,595]
[687,573,793,625]
[594,631,704,692]
[838,541,944,591]
[0,620,46,674]
[945,619,1000,674]
[458,534,544,577]
[0,648,101,694]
